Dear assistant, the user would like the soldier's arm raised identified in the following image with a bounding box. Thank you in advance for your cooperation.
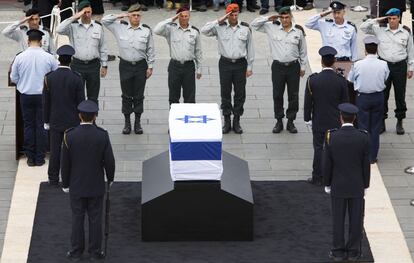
[153,15,177,37]
[1,19,26,42]
[250,16,274,33]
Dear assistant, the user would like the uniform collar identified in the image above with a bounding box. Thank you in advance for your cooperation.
[78,19,94,27]
[342,123,354,127]
[58,65,71,69]
[366,54,378,59]
[385,24,403,33]
[128,23,143,30]
[333,19,347,28]
[178,24,192,32]
[80,122,94,125]
[277,23,295,32]
[225,21,240,28]
[322,67,335,71]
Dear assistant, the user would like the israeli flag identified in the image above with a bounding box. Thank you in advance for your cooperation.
[169,103,223,181]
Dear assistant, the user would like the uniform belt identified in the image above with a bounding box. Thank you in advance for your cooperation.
[358,91,384,95]
[119,57,145,65]
[336,57,351,62]
[72,58,99,64]
[220,56,246,63]
[379,57,407,65]
[273,60,298,66]
[171,59,194,65]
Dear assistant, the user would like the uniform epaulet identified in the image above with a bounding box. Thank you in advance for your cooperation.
[347,21,357,32]
[94,20,102,26]
[326,128,338,145]
[306,73,317,96]
[42,27,51,33]
[219,22,227,26]
[240,22,250,27]
[19,25,28,30]
[403,25,411,33]
[63,127,75,148]
[358,129,368,134]
[294,24,306,36]
[72,20,79,24]
[170,22,178,26]
[325,18,333,23]
[120,20,128,25]
[142,24,151,30]
[191,25,200,33]
[273,20,281,25]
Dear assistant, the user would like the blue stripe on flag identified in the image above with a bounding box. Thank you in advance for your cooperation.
[170,141,222,161]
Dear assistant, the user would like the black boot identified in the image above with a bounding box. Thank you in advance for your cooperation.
[396,119,405,135]
[134,113,143,134]
[233,115,243,134]
[122,114,131,134]
[380,119,386,134]
[222,115,231,134]
[286,119,298,134]
[272,119,283,133]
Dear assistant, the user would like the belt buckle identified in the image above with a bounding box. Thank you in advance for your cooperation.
[231,59,236,63]
[284,62,289,66]
[180,60,185,65]
[131,61,136,65]
[83,60,88,64]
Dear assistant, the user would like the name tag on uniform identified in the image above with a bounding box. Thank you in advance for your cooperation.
[92,31,101,39]
[343,30,352,40]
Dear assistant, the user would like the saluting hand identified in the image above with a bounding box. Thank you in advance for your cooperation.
[376,16,389,22]
[218,12,232,24]
[100,67,107,78]
[320,7,332,17]
[246,70,253,78]
[172,13,180,21]
[21,15,33,24]
[73,9,86,19]
[268,15,279,22]
[408,71,413,79]
[117,13,129,19]
[146,68,153,79]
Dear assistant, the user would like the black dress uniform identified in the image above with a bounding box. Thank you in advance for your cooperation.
[61,100,115,260]
[323,103,370,261]
[304,46,349,185]
[43,45,85,185]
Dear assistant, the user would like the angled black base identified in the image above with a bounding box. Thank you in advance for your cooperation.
[141,151,253,241]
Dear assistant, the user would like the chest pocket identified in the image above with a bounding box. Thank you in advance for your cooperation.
[187,33,196,45]
[342,30,352,41]
[273,34,282,41]
[289,35,300,45]
[238,30,248,41]
[135,35,148,50]
[119,35,130,48]
[90,28,102,47]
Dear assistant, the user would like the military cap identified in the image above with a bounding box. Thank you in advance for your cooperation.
[363,35,379,45]
[57,45,75,56]
[128,3,141,12]
[338,103,358,114]
[77,100,99,113]
[78,0,91,10]
[176,6,189,14]
[318,46,337,57]
[226,3,239,13]
[26,29,44,41]
[330,1,346,11]
[278,6,291,14]
[25,8,40,17]
[385,8,401,16]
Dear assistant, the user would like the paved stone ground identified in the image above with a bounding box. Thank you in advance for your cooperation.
[0,0,414,260]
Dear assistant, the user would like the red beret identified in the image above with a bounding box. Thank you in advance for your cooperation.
[226,3,239,13]
[176,6,189,14]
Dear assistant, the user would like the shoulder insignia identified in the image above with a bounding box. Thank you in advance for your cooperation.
[170,22,178,26]
[273,20,281,25]
[240,21,250,27]
[191,25,200,33]
[120,20,128,25]
[358,129,368,134]
[72,20,79,24]
[325,18,333,23]
[403,25,411,33]
[347,21,357,32]
[306,73,317,96]
[94,20,102,26]
[63,127,75,148]
[294,24,306,36]
[142,24,151,30]
[219,22,226,26]
[19,25,28,31]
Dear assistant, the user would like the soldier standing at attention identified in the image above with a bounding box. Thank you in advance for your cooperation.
[43,45,85,186]
[305,1,358,62]
[360,8,414,135]
[323,103,370,262]
[201,4,254,134]
[61,100,115,261]
[57,0,108,103]
[102,4,155,135]
[2,8,54,53]
[154,7,203,106]
[304,46,349,186]
[251,7,308,134]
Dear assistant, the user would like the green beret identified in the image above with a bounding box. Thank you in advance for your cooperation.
[128,3,141,12]
[78,0,91,10]
[278,6,291,14]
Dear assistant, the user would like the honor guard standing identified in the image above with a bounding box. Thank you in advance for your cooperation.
[305,1,358,62]
[102,4,155,135]
[323,103,370,262]
[43,45,85,186]
[61,100,115,261]
[201,4,255,134]
[154,7,203,105]
[10,29,58,167]
[2,8,55,53]
[57,0,108,103]
[251,7,308,134]
[348,36,389,164]
[360,8,414,135]
[304,46,348,186]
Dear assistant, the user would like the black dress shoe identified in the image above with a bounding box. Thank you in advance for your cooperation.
[272,119,283,133]
[253,4,260,9]
[90,251,105,261]
[222,115,231,134]
[396,119,405,135]
[232,115,243,134]
[27,158,36,167]
[246,6,256,12]
[307,177,322,186]
[286,120,298,134]
[108,54,116,61]
[66,250,81,261]
[259,8,268,15]
[329,251,345,262]
[36,159,45,166]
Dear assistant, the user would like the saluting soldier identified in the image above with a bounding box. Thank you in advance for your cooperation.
[348,36,389,164]
[304,46,348,186]
[61,100,115,261]
[2,8,55,53]
[102,4,155,135]
[323,103,370,262]
[251,7,308,134]
[305,1,358,62]
[360,8,414,135]
[201,4,255,134]
[43,45,85,186]
[57,0,108,103]
[154,7,203,106]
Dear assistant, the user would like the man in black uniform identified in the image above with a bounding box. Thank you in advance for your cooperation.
[323,103,370,262]
[304,46,348,186]
[43,45,85,186]
[61,100,115,261]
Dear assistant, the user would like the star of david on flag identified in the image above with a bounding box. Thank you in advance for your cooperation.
[176,115,215,124]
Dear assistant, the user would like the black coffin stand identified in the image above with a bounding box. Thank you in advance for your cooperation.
[141,151,253,241]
